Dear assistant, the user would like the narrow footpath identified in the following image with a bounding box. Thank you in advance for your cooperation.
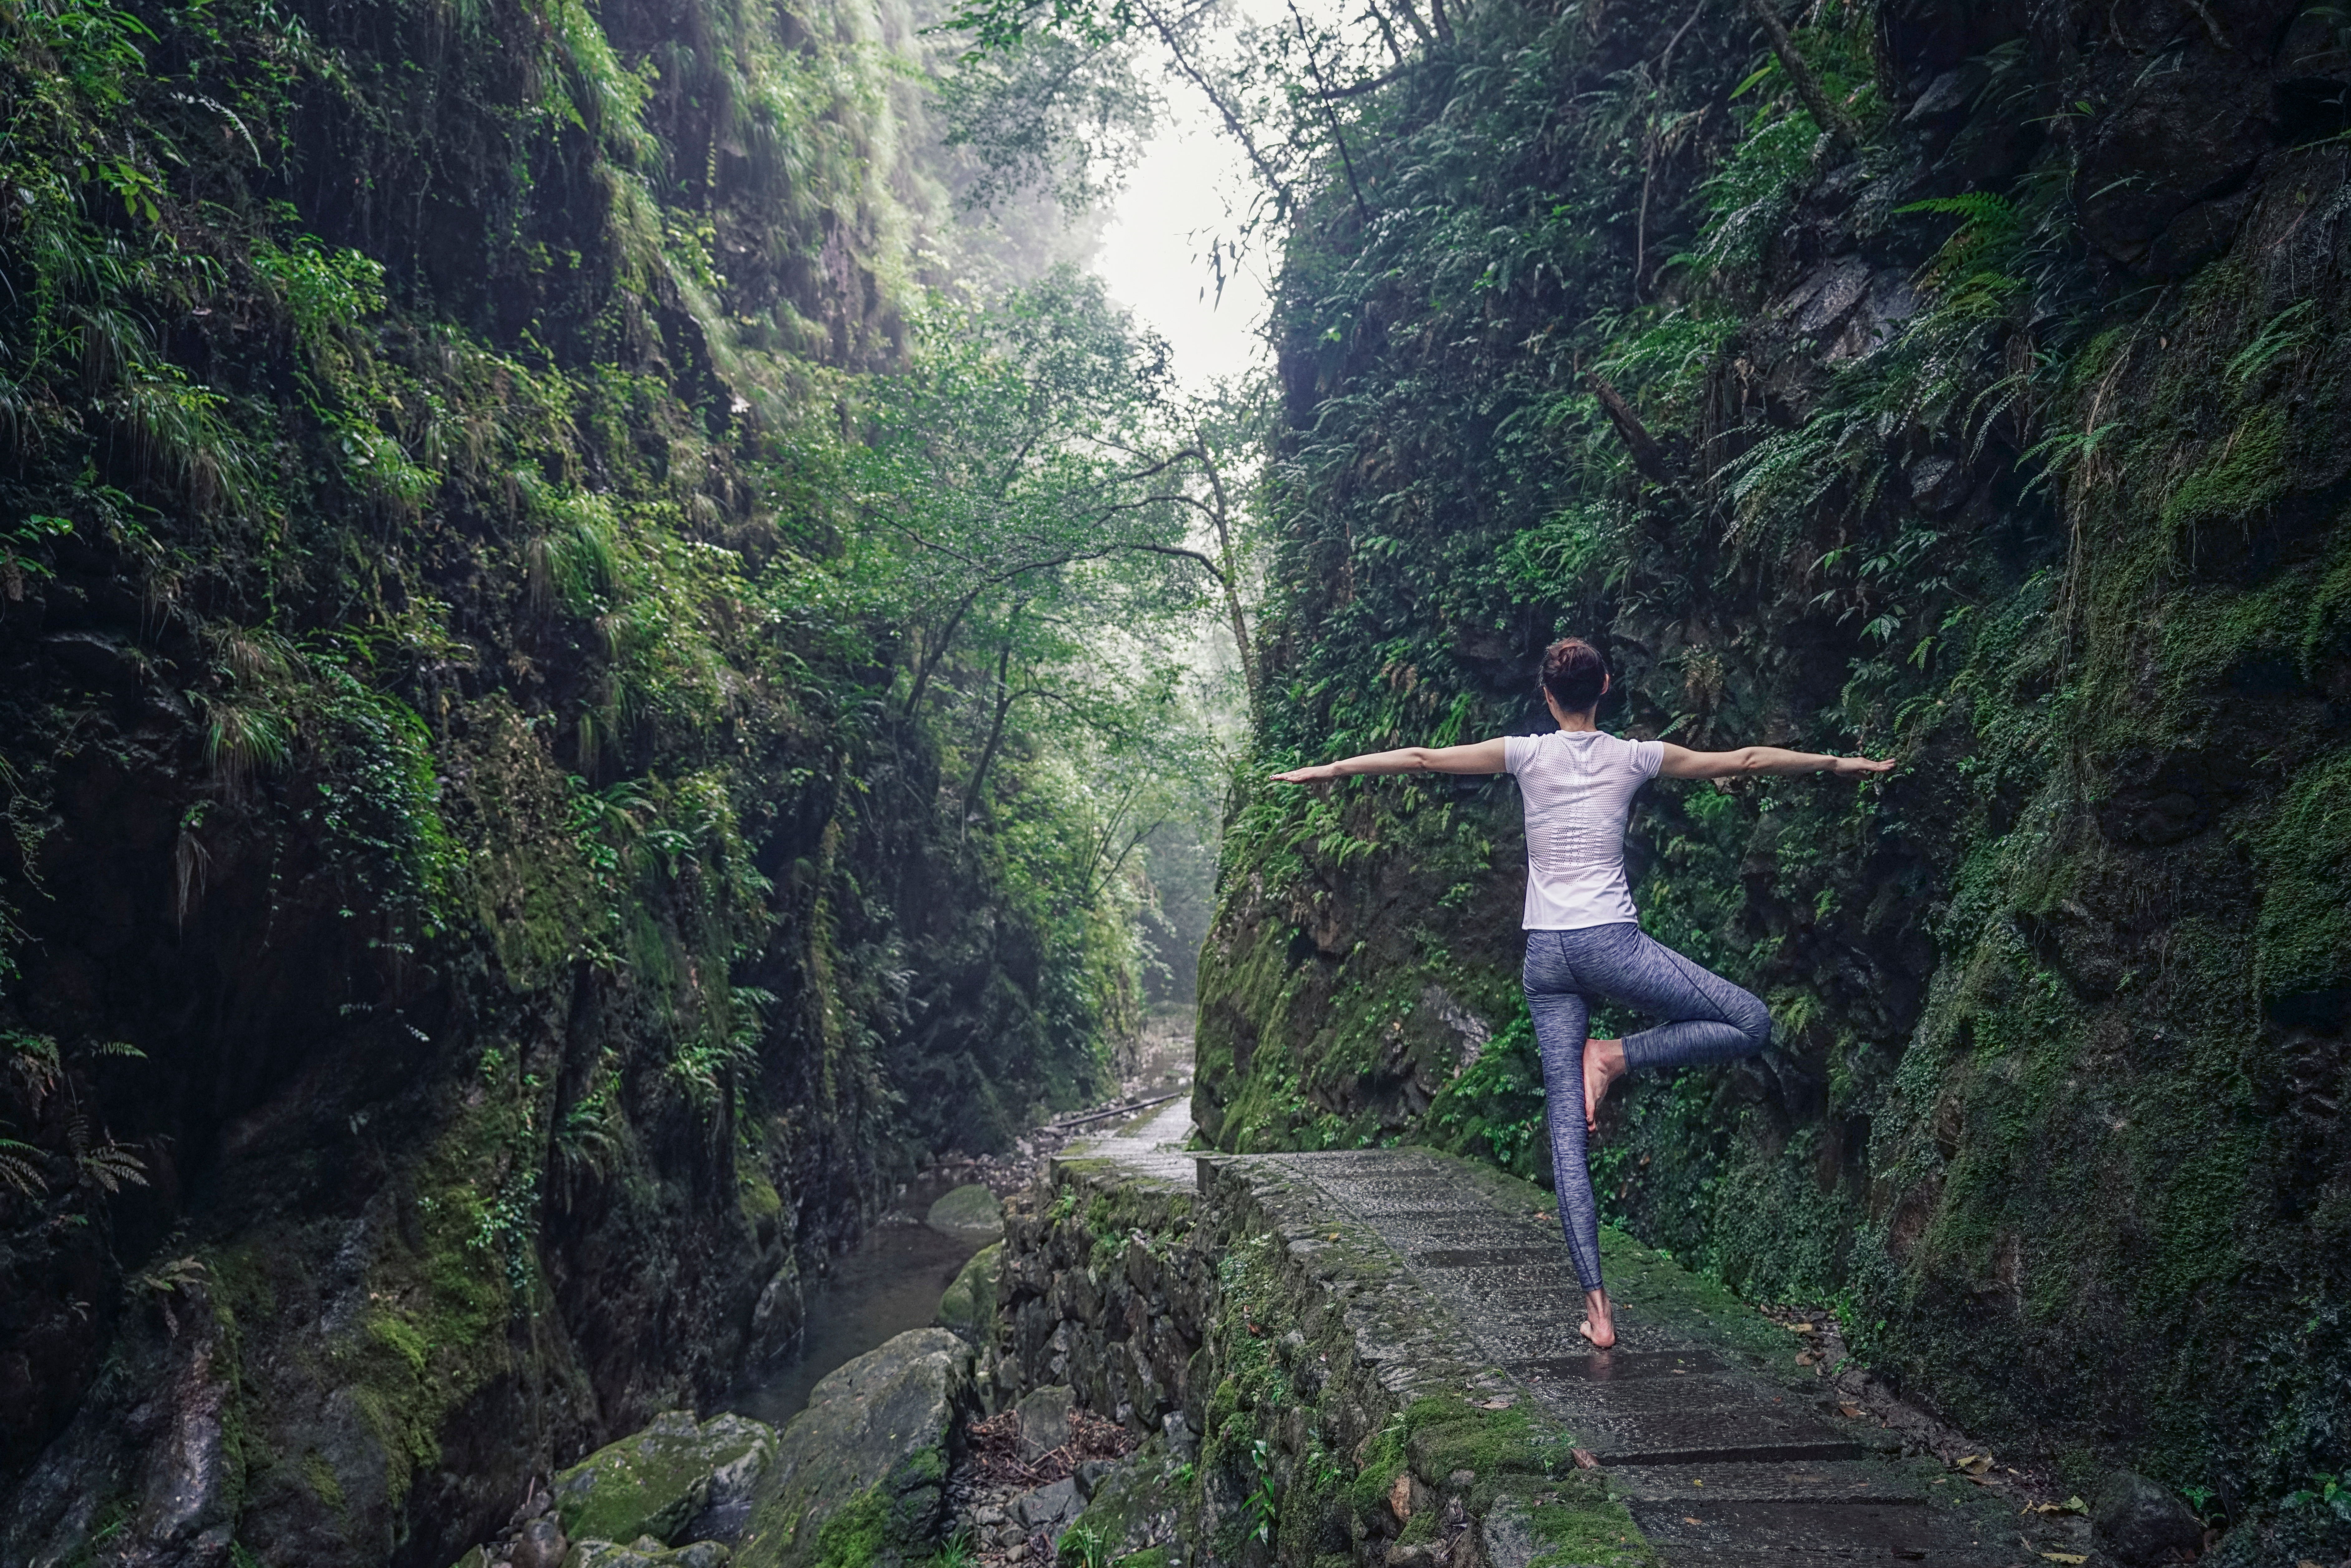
[1230,1147,2006,1566]
[1011,1105,2049,1568]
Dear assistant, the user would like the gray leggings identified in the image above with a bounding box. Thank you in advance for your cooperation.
[1522,923,1772,1291]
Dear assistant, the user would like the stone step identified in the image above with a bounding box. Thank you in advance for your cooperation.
[1629,1498,2016,1566]
[1608,1460,1918,1504]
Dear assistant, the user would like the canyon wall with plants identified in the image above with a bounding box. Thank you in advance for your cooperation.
[0,0,1197,1557]
[1199,0,2351,1543]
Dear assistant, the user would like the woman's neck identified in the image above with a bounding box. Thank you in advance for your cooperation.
[1547,701,1600,733]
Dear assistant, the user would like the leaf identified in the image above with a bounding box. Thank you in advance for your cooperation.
[1837,1403,1865,1419]
[1786,1321,1814,1333]
[2040,1555,2087,1565]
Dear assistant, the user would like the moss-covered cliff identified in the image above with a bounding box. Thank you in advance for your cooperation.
[0,0,1149,1557]
[1199,0,2351,1536]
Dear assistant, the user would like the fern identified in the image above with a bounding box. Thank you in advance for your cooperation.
[6,1030,61,1111]
[2225,299,2320,387]
[0,1136,47,1197]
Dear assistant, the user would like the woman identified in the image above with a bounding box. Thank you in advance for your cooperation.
[1271,638,1891,1349]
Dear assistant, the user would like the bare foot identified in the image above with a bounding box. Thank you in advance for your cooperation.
[1583,1037,1627,1132]
[1578,1287,1617,1350]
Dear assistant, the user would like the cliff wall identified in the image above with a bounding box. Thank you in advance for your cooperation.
[1200,0,2351,1536]
[0,0,1115,1559]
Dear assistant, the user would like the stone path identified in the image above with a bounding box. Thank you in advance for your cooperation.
[1055,1116,2029,1568]
[1227,1150,2016,1567]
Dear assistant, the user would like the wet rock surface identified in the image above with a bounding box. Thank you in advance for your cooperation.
[550,1411,776,1548]
[927,1185,1008,1243]
[734,1327,975,1568]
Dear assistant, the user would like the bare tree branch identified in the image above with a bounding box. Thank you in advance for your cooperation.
[1742,0,1858,154]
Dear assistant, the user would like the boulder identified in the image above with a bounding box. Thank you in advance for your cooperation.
[936,1242,1004,1341]
[2092,1472,2204,1566]
[925,1184,1005,1241]
[553,1411,777,1549]
[733,1328,976,1568]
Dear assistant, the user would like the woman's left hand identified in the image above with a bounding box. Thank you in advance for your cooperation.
[1270,764,1337,784]
[1830,756,1896,777]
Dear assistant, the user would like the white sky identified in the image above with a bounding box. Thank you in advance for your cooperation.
[1092,88,1273,392]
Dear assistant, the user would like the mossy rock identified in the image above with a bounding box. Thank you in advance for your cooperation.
[934,1241,1003,1341]
[734,1328,975,1568]
[1053,1436,1188,1566]
[925,1184,1005,1241]
[553,1412,777,1548]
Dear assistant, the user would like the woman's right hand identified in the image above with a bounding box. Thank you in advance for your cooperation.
[1270,764,1337,784]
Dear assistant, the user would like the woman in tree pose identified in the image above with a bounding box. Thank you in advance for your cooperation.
[1271,638,1891,1349]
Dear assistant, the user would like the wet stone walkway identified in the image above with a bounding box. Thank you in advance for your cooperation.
[1205,1149,2019,1568]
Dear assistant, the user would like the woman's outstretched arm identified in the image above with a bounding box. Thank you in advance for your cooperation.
[1271,737,1509,784]
[1659,743,1892,779]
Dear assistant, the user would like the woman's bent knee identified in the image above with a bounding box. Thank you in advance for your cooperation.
[1731,988,1772,1050]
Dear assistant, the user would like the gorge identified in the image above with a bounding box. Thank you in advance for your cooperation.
[3,0,2349,1565]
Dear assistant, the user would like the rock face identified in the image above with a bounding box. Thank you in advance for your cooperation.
[552,1411,776,1549]
[734,1329,975,1568]
[925,1184,1007,1242]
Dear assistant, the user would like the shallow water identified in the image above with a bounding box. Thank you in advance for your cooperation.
[728,1180,987,1427]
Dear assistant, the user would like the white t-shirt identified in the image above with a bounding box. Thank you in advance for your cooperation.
[1502,729,1664,930]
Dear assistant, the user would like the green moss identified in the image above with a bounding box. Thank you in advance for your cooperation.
[2160,403,2291,545]
[302,1450,348,1516]
[2253,748,2351,1008]
[934,1242,1002,1340]
[811,1483,892,1568]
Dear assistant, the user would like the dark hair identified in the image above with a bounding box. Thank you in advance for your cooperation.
[1540,638,1609,711]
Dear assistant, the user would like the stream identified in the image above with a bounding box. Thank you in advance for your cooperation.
[727,1023,1196,1427]
[728,1174,988,1426]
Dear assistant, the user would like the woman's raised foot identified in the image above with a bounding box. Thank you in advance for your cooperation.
[1583,1037,1627,1132]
